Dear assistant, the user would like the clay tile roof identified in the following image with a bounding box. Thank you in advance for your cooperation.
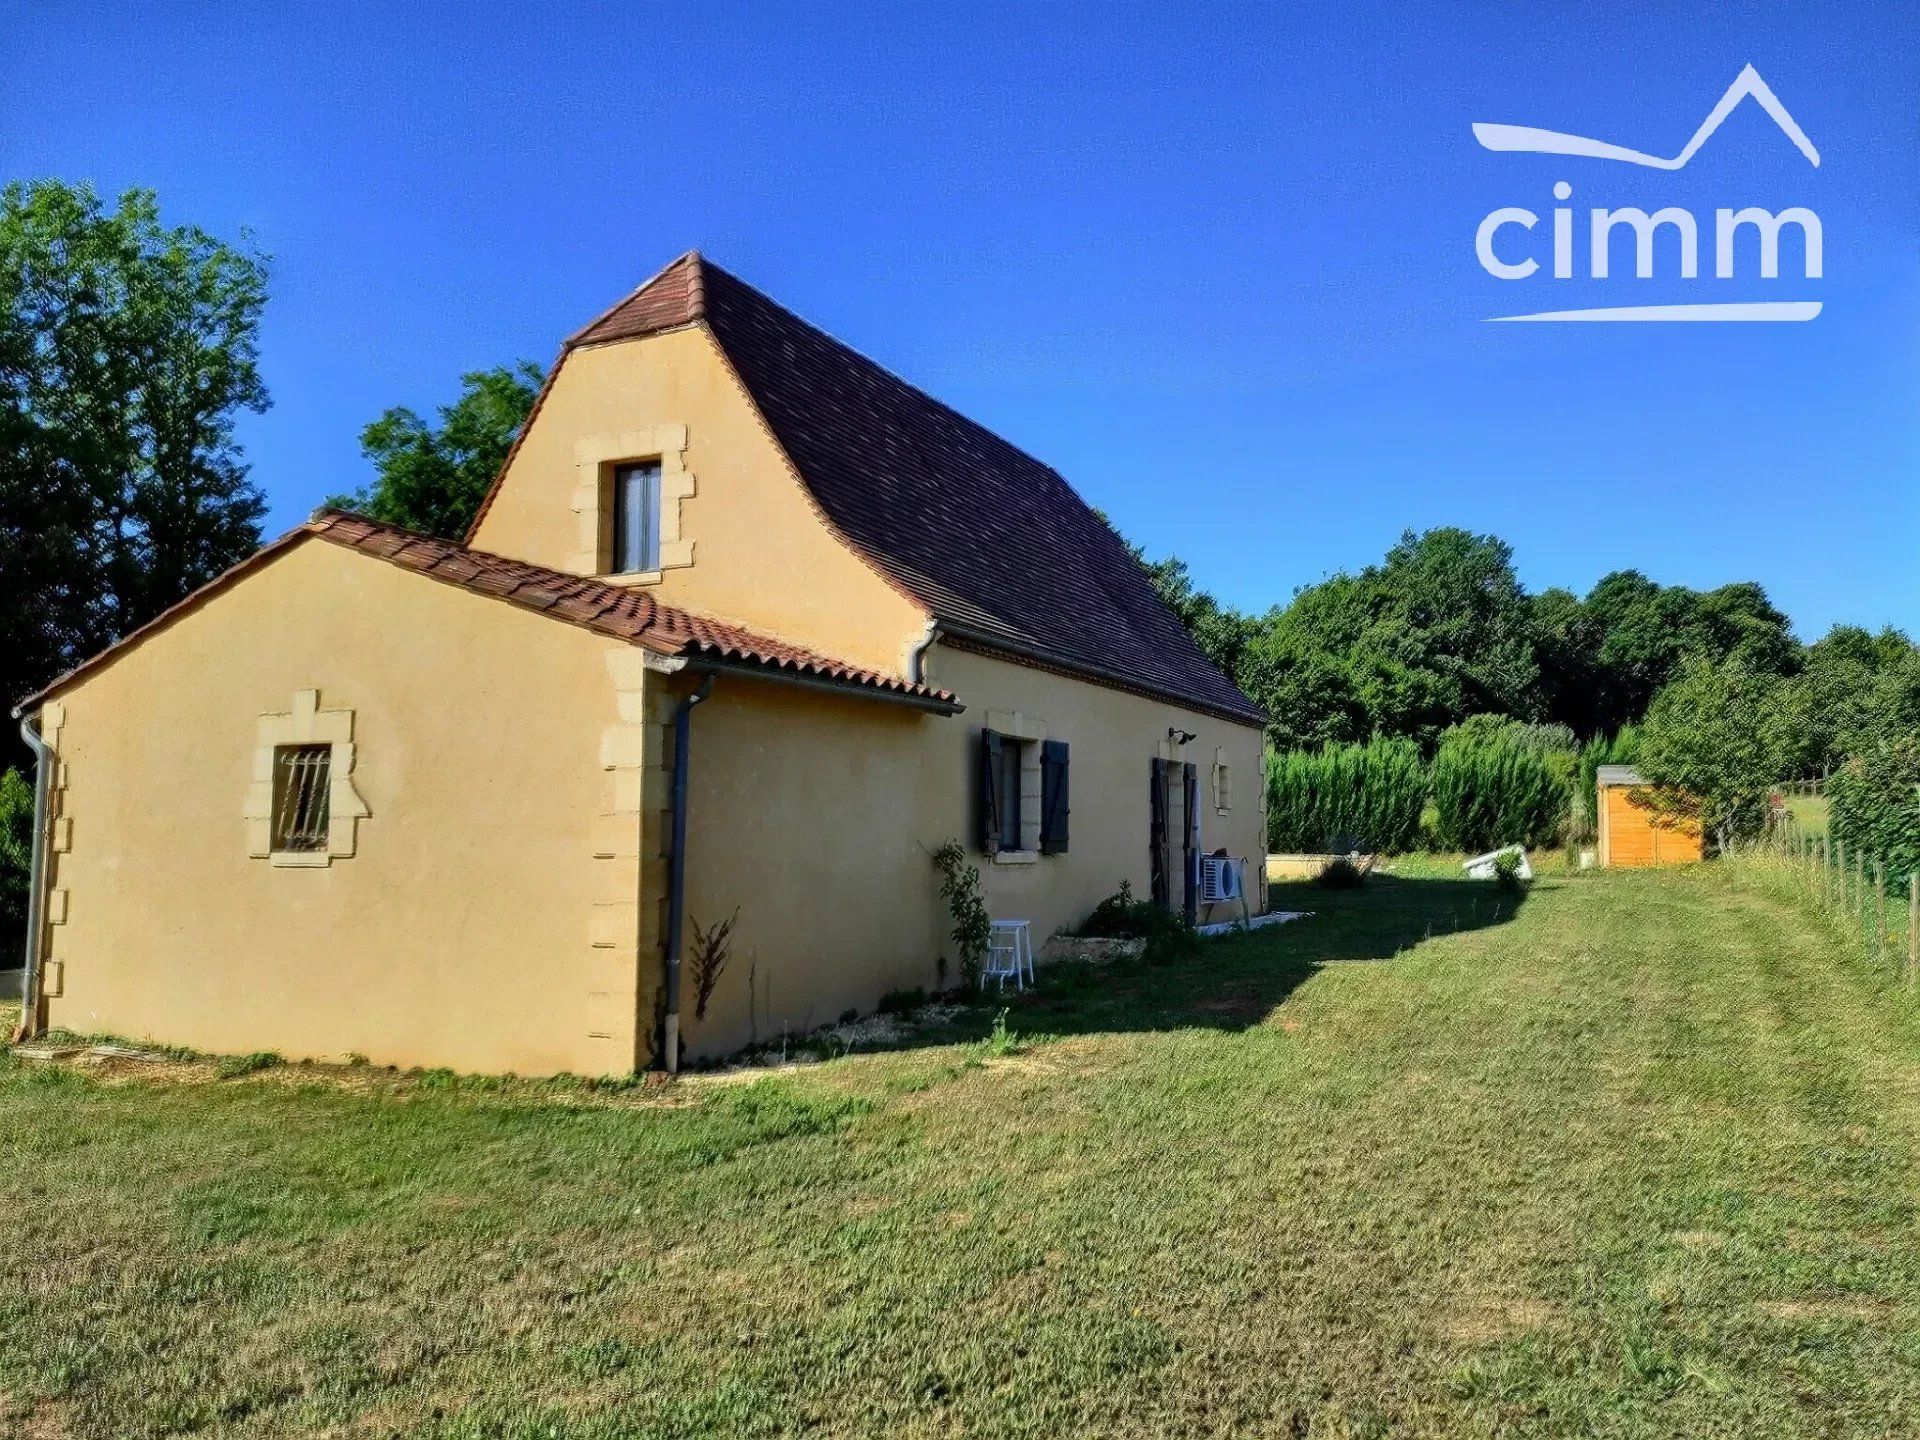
[306,511,958,707]
[551,253,1265,726]
[14,511,960,715]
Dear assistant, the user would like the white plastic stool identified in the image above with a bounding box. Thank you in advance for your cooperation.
[988,919,1034,988]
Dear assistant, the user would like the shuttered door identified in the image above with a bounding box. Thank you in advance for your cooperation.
[1182,761,1200,924]
[1149,759,1170,906]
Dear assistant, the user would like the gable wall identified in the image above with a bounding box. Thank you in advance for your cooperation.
[36,540,650,1075]
[469,327,927,677]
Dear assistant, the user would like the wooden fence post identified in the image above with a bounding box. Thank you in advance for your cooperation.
[1856,852,1867,952]
[1909,875,1919,988]
[1875,860,1887,965]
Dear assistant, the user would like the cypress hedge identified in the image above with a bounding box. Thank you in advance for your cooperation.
[1265,738,1426,854]
[1429,731,1569,853]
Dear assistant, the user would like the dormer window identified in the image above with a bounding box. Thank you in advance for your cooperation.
[611,461,662,574]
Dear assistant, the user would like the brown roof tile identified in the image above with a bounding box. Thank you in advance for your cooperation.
[16,512,960,714]
[512,253,1264,725]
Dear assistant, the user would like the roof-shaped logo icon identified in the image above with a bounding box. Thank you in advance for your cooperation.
[1474,64,1819,170]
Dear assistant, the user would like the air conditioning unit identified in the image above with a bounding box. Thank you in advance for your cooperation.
[1201,855,1240,904]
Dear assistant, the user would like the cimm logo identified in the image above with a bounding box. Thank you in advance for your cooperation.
[1473,65,1822,322]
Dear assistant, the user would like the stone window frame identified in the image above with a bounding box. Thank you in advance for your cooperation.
[567,423,696,581]
[1212,747,1233,814]
[244,690,370,867]
[986,710,1046,864]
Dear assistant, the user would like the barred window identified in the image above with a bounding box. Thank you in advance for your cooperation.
[271,744,332,853]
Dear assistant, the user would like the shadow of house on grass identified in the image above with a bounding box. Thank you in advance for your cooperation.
[862,874,1533,1055]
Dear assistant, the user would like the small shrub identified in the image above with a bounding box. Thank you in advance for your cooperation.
[977,1008,1023,1059]
[688,908,737,1021]
[878,987,927,1015]
[931,839,990,989]
[1078,880,1200,965]
[1491,849,1528,894]
[1315,856,1366,889]
[214,1050,281,1079]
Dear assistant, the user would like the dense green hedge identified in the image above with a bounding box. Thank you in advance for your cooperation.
[0,767,32,942]
[1828,738,1920,896]
[1264,738,1426,853]
[1429,731,1569,853]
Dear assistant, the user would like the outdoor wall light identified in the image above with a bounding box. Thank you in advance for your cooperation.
[1168,727,1197,745]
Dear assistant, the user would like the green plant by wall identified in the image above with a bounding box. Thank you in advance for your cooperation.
[688,908,737,1022]
[1077,879,1201,965]
[1263,737,1426,853]
[1429,730,1569,852]
[931,839,990,990]
[1828,737,1920,897]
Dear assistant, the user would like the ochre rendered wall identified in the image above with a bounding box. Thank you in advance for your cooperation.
[468,328,927,677]
[664,644,1269,1060]
[39,540,644,1076]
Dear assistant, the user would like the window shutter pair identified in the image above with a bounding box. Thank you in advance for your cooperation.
[1040,740,1070,854]
[977,731,1070,855]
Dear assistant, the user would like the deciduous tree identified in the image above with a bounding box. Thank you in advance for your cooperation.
[329,362,543,540]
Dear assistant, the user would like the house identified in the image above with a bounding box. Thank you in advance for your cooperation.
[1595,766,1703,867]
[11,253,1269,1076]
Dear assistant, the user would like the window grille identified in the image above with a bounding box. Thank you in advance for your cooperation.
[272,744,332,852]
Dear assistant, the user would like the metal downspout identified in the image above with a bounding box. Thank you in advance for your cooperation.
[659,675,714,1074]
[908,620,939,688]
[14,715,52,1043]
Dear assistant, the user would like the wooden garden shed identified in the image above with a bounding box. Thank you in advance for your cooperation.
[1595,765,1703,868]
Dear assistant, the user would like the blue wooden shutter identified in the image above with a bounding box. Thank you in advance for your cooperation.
[978,730,1003,855]
[1040,740,1070,854]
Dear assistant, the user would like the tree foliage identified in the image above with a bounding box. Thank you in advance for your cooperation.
[328,362,543,540]
[1637,656,1797,853]
[0,767,32,942]
[1117,521,1810,760]
[1828,738,1920,897]
[1776,626,1920,776]
[0,179,269,716]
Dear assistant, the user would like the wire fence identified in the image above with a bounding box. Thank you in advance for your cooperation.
[1734,811,1919,985]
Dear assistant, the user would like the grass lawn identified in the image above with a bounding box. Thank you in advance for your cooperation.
[1787,793,1832,839]
[5,864,1920,1437]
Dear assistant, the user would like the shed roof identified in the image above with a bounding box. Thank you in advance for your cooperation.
[1596,765,1647,787]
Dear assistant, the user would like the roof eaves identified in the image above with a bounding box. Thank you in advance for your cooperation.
[936,623,1267,729]
[12,522,325,717]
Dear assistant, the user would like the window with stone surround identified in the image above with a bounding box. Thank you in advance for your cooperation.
[244,690,369,867]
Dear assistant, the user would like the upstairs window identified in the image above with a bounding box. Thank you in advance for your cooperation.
[271,744,332,853]
[612,461,662,574]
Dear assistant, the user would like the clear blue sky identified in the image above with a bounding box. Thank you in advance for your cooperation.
[6,2,1915,637]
